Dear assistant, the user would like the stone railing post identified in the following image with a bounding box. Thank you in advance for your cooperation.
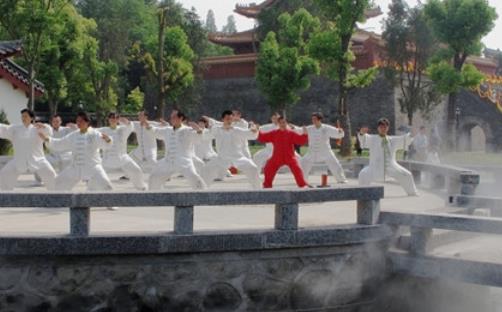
[174,206,194,234]
[409,227,432,256]
[357,199,380,225]
[275,203,299,230]
[459,173,480,196]
[70,207,90,237]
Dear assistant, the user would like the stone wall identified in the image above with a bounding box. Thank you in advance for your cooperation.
[0,244,387,312]
[192,75,397,132]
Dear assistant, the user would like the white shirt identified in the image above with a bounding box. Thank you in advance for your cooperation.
[98,123,134,168]
[358,133,412,180]
[305,124,344,156]
[207,125,258,160]
[0,123,52,172]
[153,124,202,166]
[194,128,217,160]
[131,121,160,161]
[47,128,112,178]
[48,126,74,158]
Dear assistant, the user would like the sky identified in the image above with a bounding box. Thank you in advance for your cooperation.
[180,0,502,50]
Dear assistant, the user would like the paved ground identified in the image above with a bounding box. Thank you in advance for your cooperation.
[0,171,446,235]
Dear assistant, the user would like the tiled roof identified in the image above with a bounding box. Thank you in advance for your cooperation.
[0,40,22,59]
[0,58,45,96]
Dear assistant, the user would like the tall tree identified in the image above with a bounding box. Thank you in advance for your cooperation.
[256,9,320,116]
[222,15,237,34]
[382,1,440,126]
[0,0,72,109]
[37,5,97,116]
[308,0,378,156]
[205,9,217,33]
[424,0,497,149]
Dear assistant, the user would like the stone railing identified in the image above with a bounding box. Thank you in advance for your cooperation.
[344,158,480,196]
[380,210,502,287]
[0,187,387,256]
[451,194,502,217]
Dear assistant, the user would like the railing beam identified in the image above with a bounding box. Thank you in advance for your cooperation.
[357,199,380,225]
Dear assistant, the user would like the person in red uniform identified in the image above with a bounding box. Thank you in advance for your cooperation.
[257,116,310,188]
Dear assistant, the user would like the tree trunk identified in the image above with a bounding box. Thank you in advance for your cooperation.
[28,65,35,110]
[446,92,457,151]
[48,95,57,119]
[157,10,166,120]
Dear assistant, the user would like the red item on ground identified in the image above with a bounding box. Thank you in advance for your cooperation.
[257,129,309,188]
[229,167,238,174]
[321,174,328,187]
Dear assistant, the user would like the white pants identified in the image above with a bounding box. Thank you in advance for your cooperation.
[301,153,347,183]
[192,156,205,174]
[104,156,146,190]
[253,148,272,171]
[0,160,56,191]
[129,149,157,174]
[358,164,417,196]
[149,161,206,190]
[55,165,113,191]
[46,153,72,172]
[203,156,261,189]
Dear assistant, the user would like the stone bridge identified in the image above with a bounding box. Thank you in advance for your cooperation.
[0,161,500,311]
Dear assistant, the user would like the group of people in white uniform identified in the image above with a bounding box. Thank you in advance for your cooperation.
[0,108,419,196]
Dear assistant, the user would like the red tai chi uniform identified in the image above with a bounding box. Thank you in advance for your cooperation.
[257,129,309,188]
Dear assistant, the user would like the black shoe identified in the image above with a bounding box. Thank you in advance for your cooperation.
[119,176,130,181]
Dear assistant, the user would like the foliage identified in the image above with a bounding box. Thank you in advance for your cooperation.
[424,0,497,148]
[256,9,320,114]
[257,0,321,40]
[0,0,73,109]
[382,1,440,125]
[308,0,377,156]
[222,15,237,34]
[428,62,484,94]
[123,87,144,114]
[204,9,217,33]
[0,111,11,155]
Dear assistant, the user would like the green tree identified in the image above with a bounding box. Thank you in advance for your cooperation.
[0,111,11,155]
[0,0,72,109]
[382,1,440,126]
[256,9,320,116]
[37,5,97,116]
[424,0,497,149]
[205,9,217,33]
[308,0,378,156]
[222,15,237,34]
[123,86,144,114]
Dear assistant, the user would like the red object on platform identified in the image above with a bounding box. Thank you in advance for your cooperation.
[321,174,328,186]
[229,167,238,174]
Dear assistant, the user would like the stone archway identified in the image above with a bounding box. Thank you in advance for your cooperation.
[457,117,492,152]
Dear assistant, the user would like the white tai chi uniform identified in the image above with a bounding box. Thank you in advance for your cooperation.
[46,126,74,172]
[99,123,147,190]
[253,123,277,170]
[0,124,56,190]
[47,128,114,191]
[194,128,218,161]
[148,124,206,190]
[202,126,261,189]
[357,133,417,196]
[301,124,347,183]
[411,133,428,162]
[207,118,252,158]
[130,121,161,173]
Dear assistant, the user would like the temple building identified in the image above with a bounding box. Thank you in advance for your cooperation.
[0,40,44,124]
[201,0,496,79]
